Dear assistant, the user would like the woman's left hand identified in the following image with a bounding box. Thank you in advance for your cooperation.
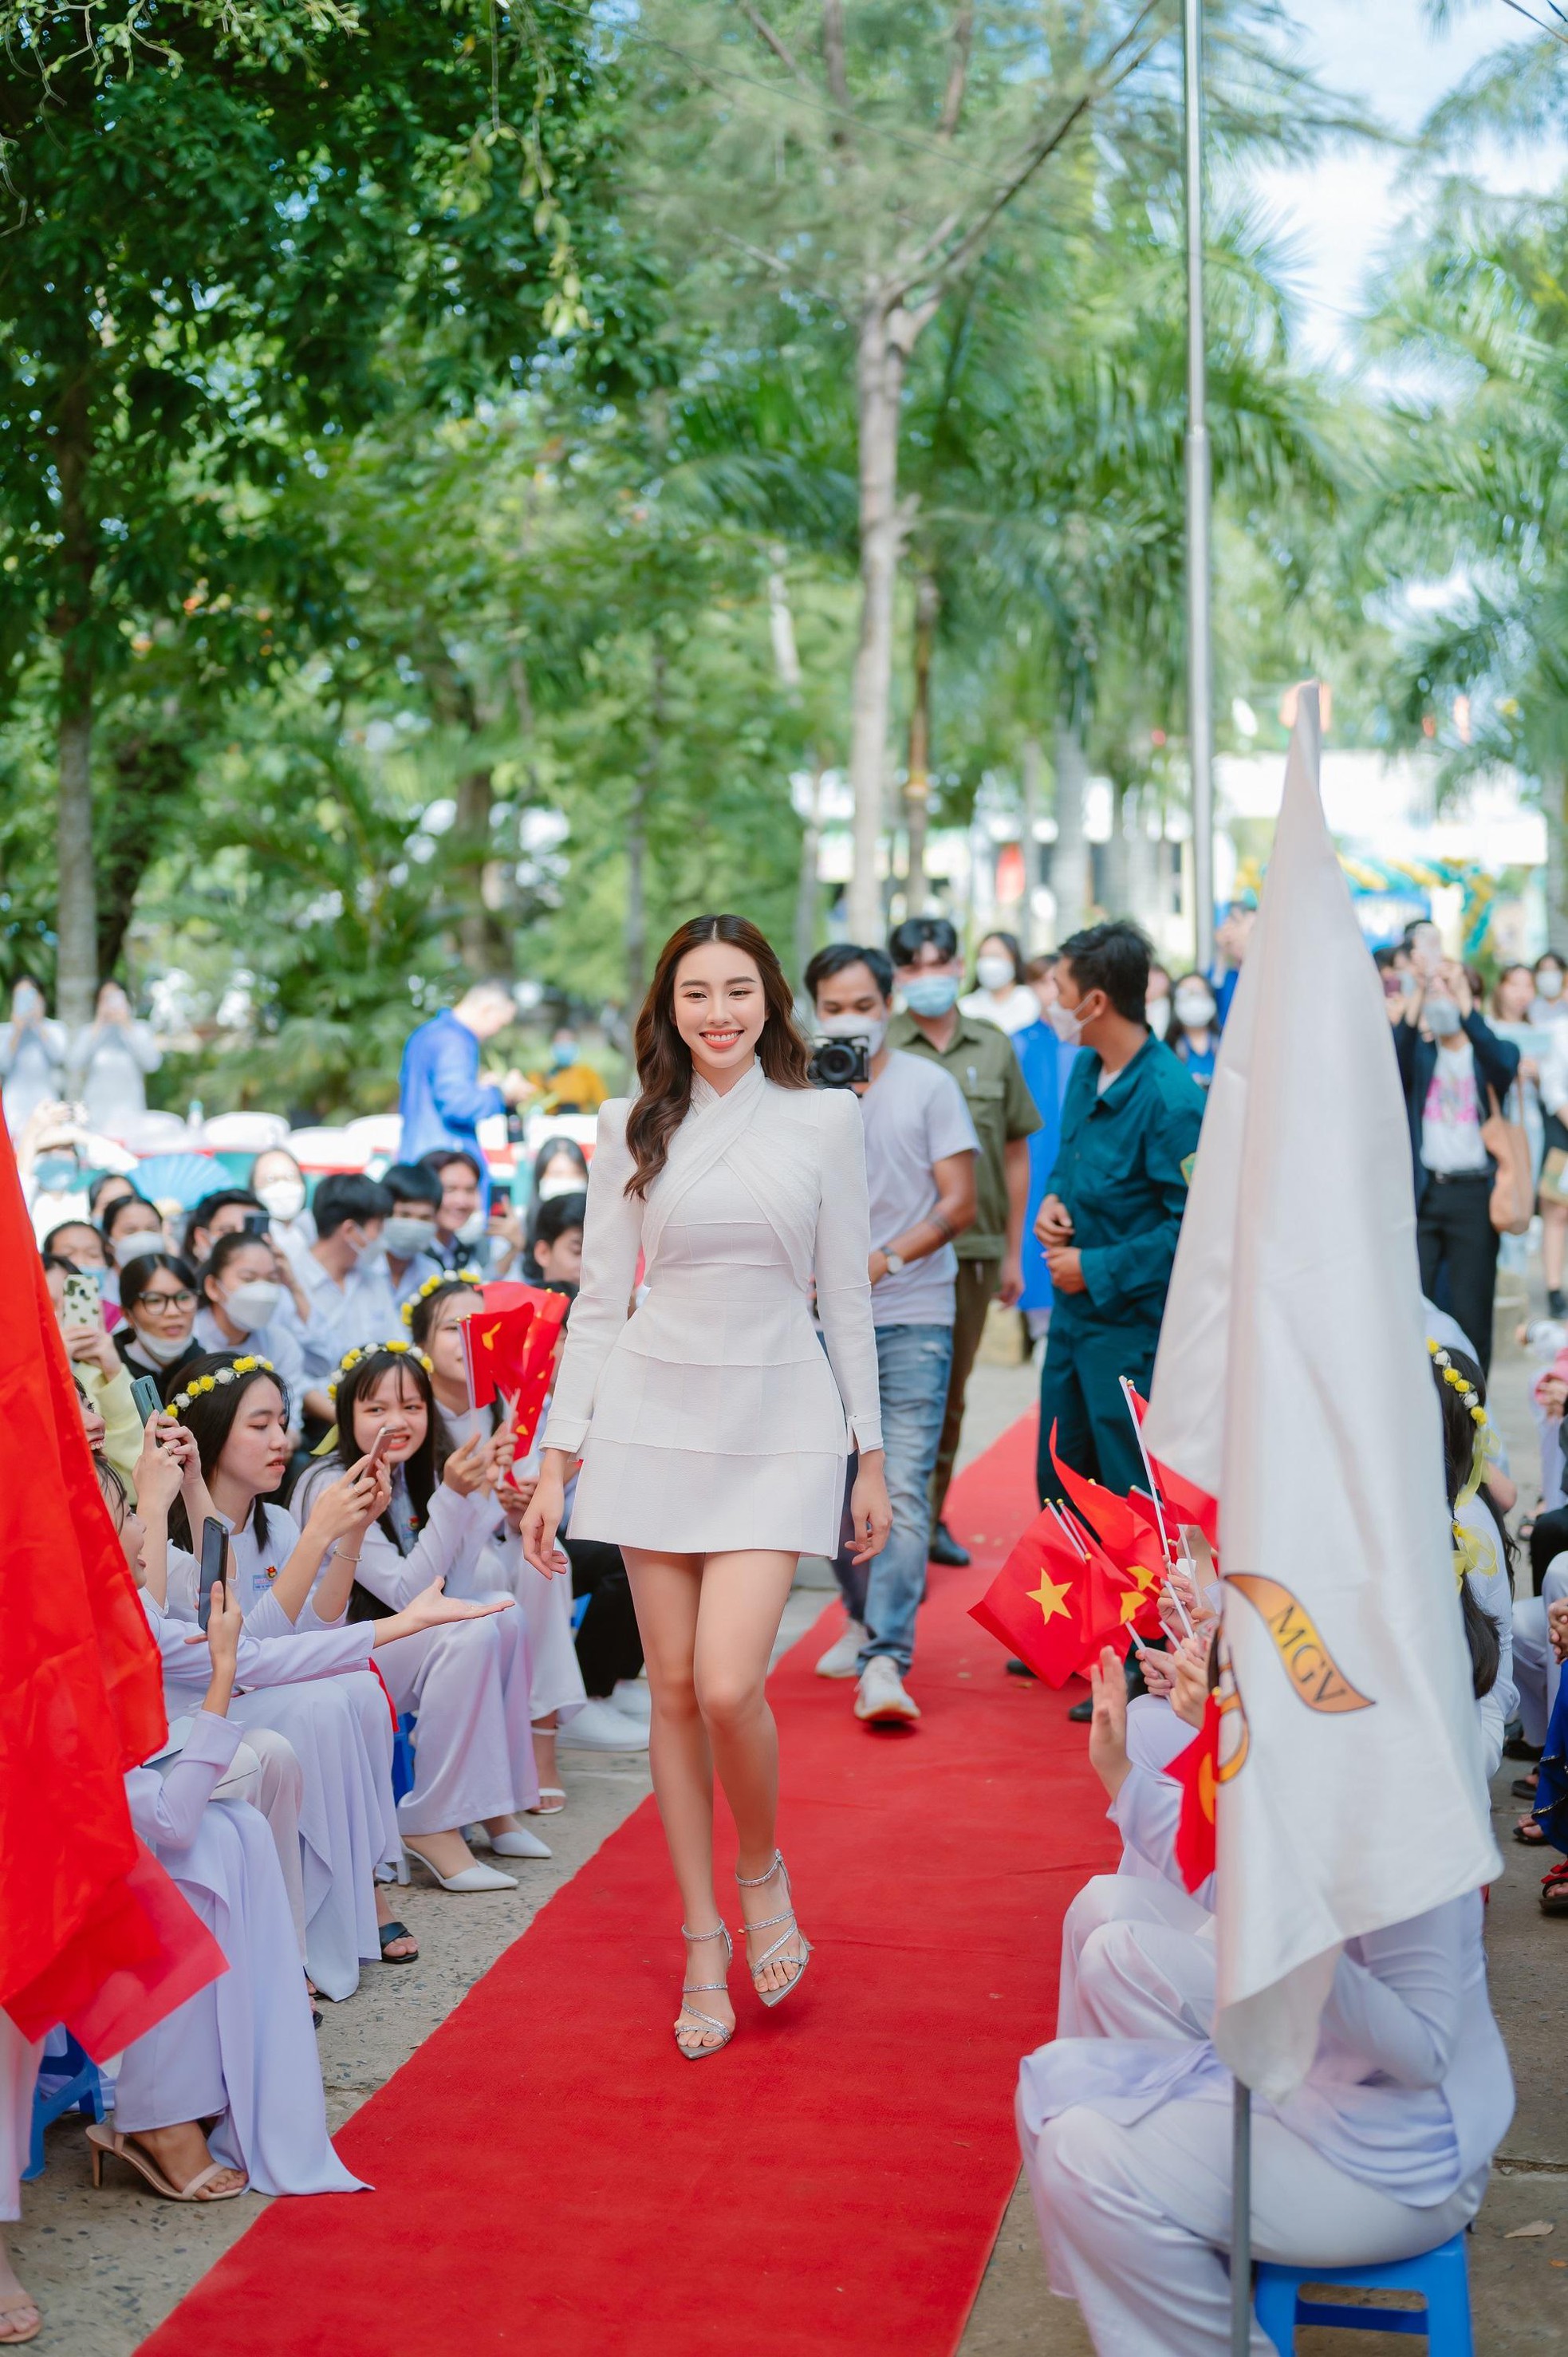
[847,1451,892,1565]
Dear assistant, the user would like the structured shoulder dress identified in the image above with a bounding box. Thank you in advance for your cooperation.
[544,1062,883,1555]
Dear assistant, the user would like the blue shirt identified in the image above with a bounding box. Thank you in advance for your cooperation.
[398,1010,506,1169]
[1014,1019,1074,1315]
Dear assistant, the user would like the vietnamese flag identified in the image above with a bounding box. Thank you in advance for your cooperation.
[1169,1692,1220,1893]
[1126,1385,1220,1548]
[968,1508,1090,1685]
[0,1121,224,2056]
[1048,1421,1161,1563]
[506,1288,569,1452]
[462,1299,538,1410]
[1057,1504,1156,1656]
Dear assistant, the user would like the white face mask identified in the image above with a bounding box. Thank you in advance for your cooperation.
[1538,970,1564,1002]
[113,1229,165,1270]
[452,1210,487,1247]
[384,1215,438,1260]
[1146,998,1170,1039]
[222,1278,282,1333]
[817,1012,889,1056]
[537,1173,584,1201]
[257,1177,306,1222]
[133,1323,190,1366]
[1174,988,1216,1030]
[349,1224,388,1270]
[1047,999,1089,1045]
[975,954,1015,993]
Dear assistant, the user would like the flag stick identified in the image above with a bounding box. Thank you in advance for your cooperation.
[1118,1375,1179,1571]
[1231,2076,1252,2355]
[1163,1577,1198,1642]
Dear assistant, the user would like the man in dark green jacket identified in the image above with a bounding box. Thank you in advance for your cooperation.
[1035,920,1206,1504]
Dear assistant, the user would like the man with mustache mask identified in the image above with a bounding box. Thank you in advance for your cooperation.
[1396,952,1519,1374]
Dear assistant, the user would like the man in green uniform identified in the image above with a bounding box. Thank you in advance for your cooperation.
[1035,919,1205,1504]
[886,916,1042,1566]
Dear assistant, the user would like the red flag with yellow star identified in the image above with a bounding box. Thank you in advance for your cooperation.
[461,1300,538,1410]
[1170,1691,1221,1893]
[1125,1385,1220,1549]
[967,1508,1090,1685]
[506,1287,570,1452]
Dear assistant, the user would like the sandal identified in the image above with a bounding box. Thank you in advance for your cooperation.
[1541,1859,1568,1916]
[529,1787,567,1815]
[86,2123,246,2202]
[377,1919,419,1964]
[735,1851,811,2009]
[1515,1813,1548,1846]
[675,1924,734,2059]
[1513,1772,1540,1801]
[0,2294,40,2347]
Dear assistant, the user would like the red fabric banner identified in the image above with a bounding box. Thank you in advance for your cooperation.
[1169,1693,1221,1893]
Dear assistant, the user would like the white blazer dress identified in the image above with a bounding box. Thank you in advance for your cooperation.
[543,1061,884,1555]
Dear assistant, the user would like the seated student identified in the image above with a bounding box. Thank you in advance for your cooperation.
[183,1187,265,1268]
[1018,1575,1513,2356]
[163,1356,416,1988]
[45,1253,142,1488]
[376,1161,447,1311]
[89,1463,362,2203]
[295,1174,397,1429]
[291,1341,545,1886]
[529,1134,590,1216]
[193,1232,306,1416]
[425,1148,489,1271]
[1429,1345,1518,1782]
[112,1252,203,1389]
[100,1190,167,1291]
[250,1145,315,1276]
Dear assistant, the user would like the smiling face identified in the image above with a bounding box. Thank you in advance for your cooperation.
[353,1366,429,1464]
[436,1161,482,1241]
[215,1377,290,1500]
[671,940,767,1080]
[425,1292,479,1392]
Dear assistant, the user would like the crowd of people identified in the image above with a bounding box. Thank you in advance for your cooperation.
[10,889,1565,2350]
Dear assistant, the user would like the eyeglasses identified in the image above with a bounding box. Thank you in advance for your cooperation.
[140,1290,196,1312]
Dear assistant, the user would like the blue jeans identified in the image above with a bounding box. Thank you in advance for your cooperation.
[832,1322,954,1676]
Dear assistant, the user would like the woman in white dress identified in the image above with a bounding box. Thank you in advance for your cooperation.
[523,913,891,2058]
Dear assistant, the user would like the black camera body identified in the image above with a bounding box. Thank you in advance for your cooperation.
[808,1035,872,1090]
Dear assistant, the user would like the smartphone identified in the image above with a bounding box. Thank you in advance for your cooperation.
[130,1374,163,1425]
[242,1208,270,1238]
[198,1517,227,1634]
[61,1271,100,1330]
[364,1425,393,1474]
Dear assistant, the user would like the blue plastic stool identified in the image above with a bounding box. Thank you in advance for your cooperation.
[1255,2232,1473,2352]
[25,2032,105,2181]
[571,1591,591,1633]
[391,1711,417,1803]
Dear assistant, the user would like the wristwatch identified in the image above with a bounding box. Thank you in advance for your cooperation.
[883,1248,906,1274]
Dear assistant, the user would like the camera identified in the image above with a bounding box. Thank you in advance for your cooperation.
[808,1035,872,1090]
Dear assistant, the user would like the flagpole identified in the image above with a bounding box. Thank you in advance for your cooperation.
[1231,2076,1252,2354]
[1184,0,1215,977]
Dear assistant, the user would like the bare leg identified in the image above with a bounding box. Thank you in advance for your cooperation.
[624,1547,731,2049]
[1546,1200,1568,1295]
[692,1550,804,1996]
[530,1714,563,1809]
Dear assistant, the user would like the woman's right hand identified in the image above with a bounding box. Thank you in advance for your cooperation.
[305,1459,390,1544]
[133,1415,189,1519]
[64,1322,117,1378]
[520,1465,570,1579]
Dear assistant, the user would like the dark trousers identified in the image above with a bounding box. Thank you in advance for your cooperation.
[931,1255,1002,1525]
[1530,1504,1568,1598]
[1036,1314,1159,1504]
[565,1538,644,1698]
[1416,1173,1499,1375]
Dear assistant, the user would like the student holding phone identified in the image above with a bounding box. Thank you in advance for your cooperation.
[43,1251,143,1488]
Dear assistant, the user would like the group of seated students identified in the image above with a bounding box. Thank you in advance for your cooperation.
[1015,1342,1530,2352]
[23,1146,651,2239]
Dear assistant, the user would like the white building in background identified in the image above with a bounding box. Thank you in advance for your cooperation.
[810,750,1546,964]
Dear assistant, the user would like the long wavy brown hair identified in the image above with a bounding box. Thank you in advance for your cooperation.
[624,914,810,1197]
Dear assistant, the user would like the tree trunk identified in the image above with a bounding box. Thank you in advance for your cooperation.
[626,634,666,1011]
[455,761,509,974]
[849,296,915,942]
[1052,715,1090,943]
[1550,778,1568,956]
[904,570,938,915]
[97,727,191,981]
[51,369,97,1027]
[794,760,825,987]
[1021,733,1042,952]
[1102,780,1130,919]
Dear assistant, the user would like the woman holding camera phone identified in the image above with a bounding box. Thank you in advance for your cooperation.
[522,913,890,2059]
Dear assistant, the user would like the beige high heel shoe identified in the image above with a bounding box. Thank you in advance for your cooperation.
[675,1923,735,2059]
[736,1851,811,2008]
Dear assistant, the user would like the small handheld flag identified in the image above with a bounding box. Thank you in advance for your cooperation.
[461,1301,538,1410]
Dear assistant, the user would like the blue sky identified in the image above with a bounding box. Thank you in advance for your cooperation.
[1251,0,1566,361]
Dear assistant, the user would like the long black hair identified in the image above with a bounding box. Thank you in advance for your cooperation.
[1430,1346,1503,1701]
[321,1346,438,1617]
[166,1354,289,1551]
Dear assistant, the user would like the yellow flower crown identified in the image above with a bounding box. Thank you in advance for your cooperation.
[327,1336,434,1400]
[401,1266,482,1326]
[169,1356,275,1417]
[1428,1340,1491,1585]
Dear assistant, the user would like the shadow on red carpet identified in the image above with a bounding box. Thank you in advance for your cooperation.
[136,1406,1114,2357]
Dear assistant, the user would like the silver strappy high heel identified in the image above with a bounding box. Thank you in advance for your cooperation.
[735,1851,811,2008]
[675,1923,734,2059]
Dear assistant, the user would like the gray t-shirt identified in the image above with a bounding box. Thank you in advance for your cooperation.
[857,1050,979,1327]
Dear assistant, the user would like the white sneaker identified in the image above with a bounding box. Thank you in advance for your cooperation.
[609,1677,652,1720]
[815,1618,868,1678]
[557,1697,651,1752]
[854,1656,921,1723]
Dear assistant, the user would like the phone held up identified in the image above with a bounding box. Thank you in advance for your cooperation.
[61,1270,101,1331]
[130,1374,164,1425]
[198,1516,227,1634]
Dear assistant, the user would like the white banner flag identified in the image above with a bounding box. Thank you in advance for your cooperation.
[1145,685,1499,2102]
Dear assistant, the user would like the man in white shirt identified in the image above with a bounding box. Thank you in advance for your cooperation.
[806,945,978,1724]
[297,1173,397,1426]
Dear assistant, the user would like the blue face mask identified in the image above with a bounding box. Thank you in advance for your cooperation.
[34,1157,80,1190]
[902,975,960,1018]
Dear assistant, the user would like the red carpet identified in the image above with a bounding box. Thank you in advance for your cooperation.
[138,1409,1116,2357]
